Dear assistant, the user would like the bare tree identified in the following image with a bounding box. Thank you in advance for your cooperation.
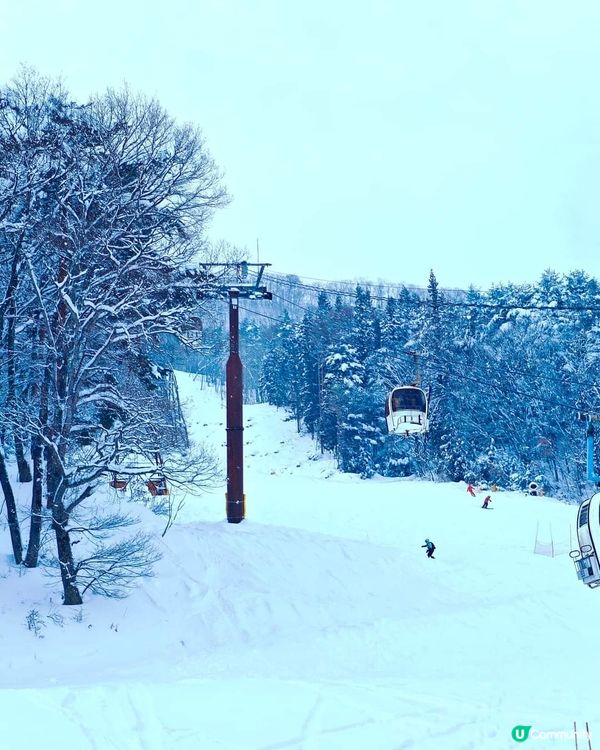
[0,70,228,602]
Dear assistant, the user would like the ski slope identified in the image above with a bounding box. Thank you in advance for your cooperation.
[1,371,599,749]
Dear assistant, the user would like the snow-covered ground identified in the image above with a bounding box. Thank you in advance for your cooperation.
[1,371,599,749]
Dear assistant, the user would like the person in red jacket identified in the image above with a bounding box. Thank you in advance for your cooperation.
[467,483,476,497]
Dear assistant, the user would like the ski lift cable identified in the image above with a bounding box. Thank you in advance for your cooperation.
[269,290,314,313]
[419,337,600,399]
[228,284,600,410]
[236,304,290,325]
[415,346,600,396]
[265,269,595,306]
[420,352,587,414]
[430,363,580,415]
[264,272,600,313]
[234,292,313,322]
[271,273,600,312]
[266,270,469,294]
[237,299,600,399]
[238,296,586,414]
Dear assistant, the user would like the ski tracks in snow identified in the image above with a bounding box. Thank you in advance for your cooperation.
[246,681,499,750]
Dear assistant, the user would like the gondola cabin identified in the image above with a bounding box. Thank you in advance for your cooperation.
[570,493,600,588]
[385,386,429,436]
[109,473,128,491]
[147,451,169,497]
[147,476,170,497]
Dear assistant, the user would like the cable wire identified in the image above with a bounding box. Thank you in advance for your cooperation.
[264,272,600,313]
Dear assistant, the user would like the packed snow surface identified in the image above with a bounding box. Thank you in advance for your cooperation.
[1,371,599,749]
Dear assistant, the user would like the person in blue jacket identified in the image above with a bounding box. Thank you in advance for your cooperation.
[421,539,436,559]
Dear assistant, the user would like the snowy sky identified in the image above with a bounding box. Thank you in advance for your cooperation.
[2,0,600,289]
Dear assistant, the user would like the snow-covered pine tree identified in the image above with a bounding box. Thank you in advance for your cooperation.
[259,314,304,428]
[299,293,333,438]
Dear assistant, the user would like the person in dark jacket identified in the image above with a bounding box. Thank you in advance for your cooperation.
[421,539,436,558]
[481,495,492,509]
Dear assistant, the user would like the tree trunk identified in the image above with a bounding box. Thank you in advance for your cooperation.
[0,449,23,564]
[14,440,32,483]
[52,501,82,605]
[45,254,70,511]
[5,253,32,483]
[23,436,44,567]
[47,431,82,603]
[24,361,51,566]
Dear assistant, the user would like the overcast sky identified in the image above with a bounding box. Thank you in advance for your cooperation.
[1,0,599,289]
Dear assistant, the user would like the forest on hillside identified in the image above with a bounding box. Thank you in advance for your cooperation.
[174,268,600,501]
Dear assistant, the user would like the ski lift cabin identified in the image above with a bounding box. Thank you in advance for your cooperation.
[385,386,429,436]
[147,476,170,497]
[109,473,128,491]
[570,493,600,588]
[147,452,169,497]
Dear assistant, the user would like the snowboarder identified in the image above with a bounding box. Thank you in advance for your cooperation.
[422,539,436,558]
[481,495,492,509]
[467,483,476,497]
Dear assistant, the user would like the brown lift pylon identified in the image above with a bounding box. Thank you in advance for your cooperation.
[226,289,244,522]
[192,262,272,523]
[224,264,272,522]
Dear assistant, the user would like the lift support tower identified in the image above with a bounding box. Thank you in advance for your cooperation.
[200,262,272,522]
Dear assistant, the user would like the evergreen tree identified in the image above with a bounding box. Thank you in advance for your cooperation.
[319,344,364,454]
[259,315,303,427]
[299,293,334,437]
[349,286,380,362]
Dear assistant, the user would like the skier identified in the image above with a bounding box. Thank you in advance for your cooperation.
[467,483,476,497]
[422,539,436,558]
[481,495,492,509]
